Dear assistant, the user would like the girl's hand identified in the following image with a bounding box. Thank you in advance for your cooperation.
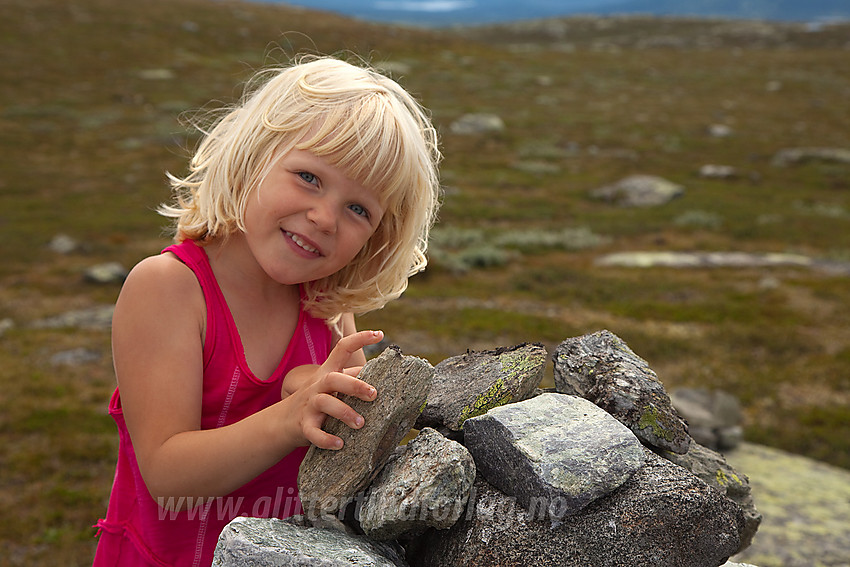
[283,330,384,450]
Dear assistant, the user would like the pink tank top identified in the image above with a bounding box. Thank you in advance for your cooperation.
[94,239,333,567]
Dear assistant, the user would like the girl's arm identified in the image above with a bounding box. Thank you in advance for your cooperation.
[113,254,379,502]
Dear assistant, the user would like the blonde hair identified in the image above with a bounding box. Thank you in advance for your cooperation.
[159,56,441,323]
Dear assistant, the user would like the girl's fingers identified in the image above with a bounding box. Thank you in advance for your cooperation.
[323,330,384,372]
[322,370,377,402]
[342,365,363,377]
[305,428,345,450]
[313,392,366,431]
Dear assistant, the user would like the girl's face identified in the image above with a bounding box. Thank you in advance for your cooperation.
[240,149,384,286]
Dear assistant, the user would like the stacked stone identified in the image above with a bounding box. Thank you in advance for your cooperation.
[213,332,760,567]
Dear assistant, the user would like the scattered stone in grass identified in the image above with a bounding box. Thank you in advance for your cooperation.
[0,318,14,337]
[50,347,101,366]
[32,305,116,330]
[83,262,128,284]
[771,147,850,166]
[707,124,733,137]
[138,69,175,80]
[670,387,743,451]
[589,174,684,207]
[449,113,505,135]
[699,164,738,178]
[47,233,79,254]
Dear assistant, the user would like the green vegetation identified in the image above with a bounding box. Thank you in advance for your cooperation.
[1,0,849,563]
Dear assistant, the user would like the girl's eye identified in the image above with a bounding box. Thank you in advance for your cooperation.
[298,171,318,185]
[348,203,370,219]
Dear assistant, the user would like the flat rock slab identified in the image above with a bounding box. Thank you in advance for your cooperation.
[595,251,814,269]
[410,450,746,567]
[725,442,850,567]
[553,330,690,454]
[771,146,850,166]
[359,427,476,540]
[213,516,407,567]
[463,393,645,519]
[415,343,546,433]
[298,346,434,518]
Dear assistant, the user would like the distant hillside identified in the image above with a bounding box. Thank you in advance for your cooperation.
[604,0,850,22]
[263,0,850,26]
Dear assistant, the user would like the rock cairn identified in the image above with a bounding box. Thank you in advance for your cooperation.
[213,332,761,567]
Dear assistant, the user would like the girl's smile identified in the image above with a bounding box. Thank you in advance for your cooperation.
[283,230,322,257]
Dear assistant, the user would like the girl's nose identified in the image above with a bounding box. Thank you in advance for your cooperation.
[306,200,337,234]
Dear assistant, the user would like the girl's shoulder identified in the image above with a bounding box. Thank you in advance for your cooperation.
[126,252,199,294]
[115,252,205,325]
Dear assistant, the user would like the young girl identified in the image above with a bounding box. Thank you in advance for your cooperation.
[93,56,441,567]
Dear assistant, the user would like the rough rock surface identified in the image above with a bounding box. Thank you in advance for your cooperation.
[410,449,745,567]
[589,174,684,207]
[552,330,690,454]
[414,343,545,433]
[298,347,434,518]
[463,393,645,519]
[359,428,475,540]
[212,516,407,567]
[659,442,761,553]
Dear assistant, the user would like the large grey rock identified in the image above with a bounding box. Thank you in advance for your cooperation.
[410,450,746,567]
[298,347,434,518]
[725,442,850,567]
[463,393,645,519]
[659,442,761,554]
[359,428,475,540]
[414,343,545,433]
[553,330,690,454]
[589,174,684,207]
[212,516,407,566]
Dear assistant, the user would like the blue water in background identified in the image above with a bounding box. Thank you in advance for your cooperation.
[253,0,850,26]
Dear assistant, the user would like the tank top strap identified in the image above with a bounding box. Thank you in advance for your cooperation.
[161,239,224,369]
